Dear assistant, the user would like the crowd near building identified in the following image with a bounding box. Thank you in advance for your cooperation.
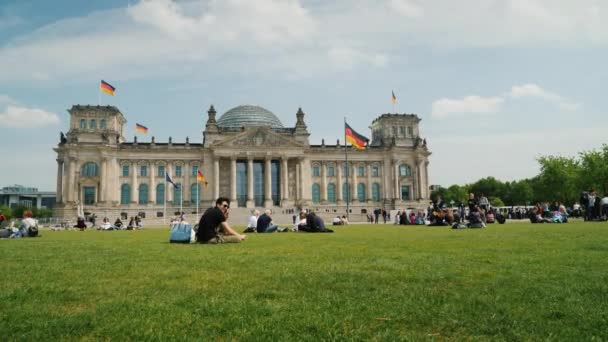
[53,104,431,223]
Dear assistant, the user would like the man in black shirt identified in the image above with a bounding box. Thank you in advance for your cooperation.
[196,197,246,244]
[256,209,279,233]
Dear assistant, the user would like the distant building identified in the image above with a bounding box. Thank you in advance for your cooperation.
[53,104,431,222]
[0,185,56,209]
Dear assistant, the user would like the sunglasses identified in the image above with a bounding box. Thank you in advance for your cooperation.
[222,204,230,209]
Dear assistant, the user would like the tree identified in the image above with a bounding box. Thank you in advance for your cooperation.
[469,177,505,198]
[579,144,608,195]
[536,155,581,205]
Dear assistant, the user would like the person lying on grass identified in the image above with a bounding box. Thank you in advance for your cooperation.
[196,197,246,244]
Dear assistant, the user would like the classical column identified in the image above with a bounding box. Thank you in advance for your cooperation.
[394,161,400,201]
[131,161,138,203]
[149,161,156,205]
[68,158,76,203]
[56,159,63,204]
[167,162,174,203]
[424,161,429,199]
[351,162,357,203]
[213,158,220,201]
[230,157,237,207]
[299,158,311,205]
[295,160,301,201]
[321,162,327,203]
[99,158,106,203]
[184,161,190,204]
[366,163,372,202]
[281,157,289,204]
[382,159,390,203]
[264,157,273,208]
[246,158,254,208]
[336,162,343,203]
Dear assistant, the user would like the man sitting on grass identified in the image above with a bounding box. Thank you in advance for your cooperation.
[256,209,279,233]
[196,197,246,244]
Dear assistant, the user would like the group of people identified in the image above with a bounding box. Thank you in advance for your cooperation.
[0,210,39,238]
[581,189,608,221]
[367,208,389,224]
[72,215,144,231]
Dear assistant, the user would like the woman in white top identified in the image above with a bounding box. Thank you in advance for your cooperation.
[246,210,260,231]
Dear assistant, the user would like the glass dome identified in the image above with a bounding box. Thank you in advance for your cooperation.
[217,105,284,129]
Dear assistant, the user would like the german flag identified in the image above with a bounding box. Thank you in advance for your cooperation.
[100,80,116,96]
[345,122,369,150]
[197,170,208,188]
[135,123,148,134]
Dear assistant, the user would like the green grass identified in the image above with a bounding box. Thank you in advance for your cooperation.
[2,222,608,340]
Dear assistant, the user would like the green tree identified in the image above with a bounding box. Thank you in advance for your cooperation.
[536,155,581,205]
[579,144,608,195]
[469,177,505,198]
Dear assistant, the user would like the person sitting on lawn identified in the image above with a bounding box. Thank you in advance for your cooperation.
[196,197,246,244]
[100,217,113,230]
[114,218,123,229]
[74,217,87,231]
[12,210,38,238]
[467,207,485,228]
[529,207,551,223]
[257,209,279,233]
[414,211,425,225]
[135,216,144,229]
[293,211,307,231]
[553,205,569,223]
[244,209,259,233]
[332,216,343,226]
[299,212,333,233]
[341,215,349,225]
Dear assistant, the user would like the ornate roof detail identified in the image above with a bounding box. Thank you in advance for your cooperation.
[217,105,284,129]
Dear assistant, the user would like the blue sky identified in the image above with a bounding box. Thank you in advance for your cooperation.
[1,0,607,191]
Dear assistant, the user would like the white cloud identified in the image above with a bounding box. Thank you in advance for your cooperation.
[431,96,504,118]
[328,47,388,70]
[0,0,607,82]
[508,83,581,111]
[432,83,581,118]
[389,0,424,17]
[0,104,60,128]
[0,95,17,105]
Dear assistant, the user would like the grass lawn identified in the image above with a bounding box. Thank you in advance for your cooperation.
[1,222,608,340]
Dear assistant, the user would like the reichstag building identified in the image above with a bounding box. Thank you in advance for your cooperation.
[53,104,431,222]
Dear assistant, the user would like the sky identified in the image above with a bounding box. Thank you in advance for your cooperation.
[1,0,607,191]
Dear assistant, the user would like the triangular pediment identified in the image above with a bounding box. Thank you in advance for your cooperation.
[211,127,304,148]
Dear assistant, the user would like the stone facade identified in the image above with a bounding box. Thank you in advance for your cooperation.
[53,104,431,223]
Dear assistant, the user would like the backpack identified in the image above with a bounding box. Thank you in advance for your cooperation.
[28,224,39,237]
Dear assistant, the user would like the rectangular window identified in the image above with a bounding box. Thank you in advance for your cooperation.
[192,165,198,177]
[327,166,335,177]
[357,166,365,177]
[407,126,413,137]
[80,119,86,129]
[138,212,146,219]
[399,126,405,136]
[140,165,148,177]
[157,165,165,177]
[83,186,96,205]
[401,185,410,201]
[313,166,320,177]
[392,126,397,136]
[156,212,164,218]
[175,165,182,177]
[342,164,350,176]
[122,165,129,177]
[372,166,380,177]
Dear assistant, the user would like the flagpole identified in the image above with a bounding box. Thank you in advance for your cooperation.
[344,117,349,220]
[180,185,183,215]
[196,182,200,219]
[163,180,167,226]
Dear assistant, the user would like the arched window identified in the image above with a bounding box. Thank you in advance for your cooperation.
[372,183,381,202]
[80,119,86,129]
[120,184,131,205]
[312,183,321,203]
[81,162,99,177]
[327,183,336,203]
[399,164,412,177]
[156,184,165,204]
[357,183,366,202]
[100,119,107,129]
[138,184,149,204]
[174,183,182,204]
[90,119,96,129]
[191,184,200,203]
[342,183,351,202]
